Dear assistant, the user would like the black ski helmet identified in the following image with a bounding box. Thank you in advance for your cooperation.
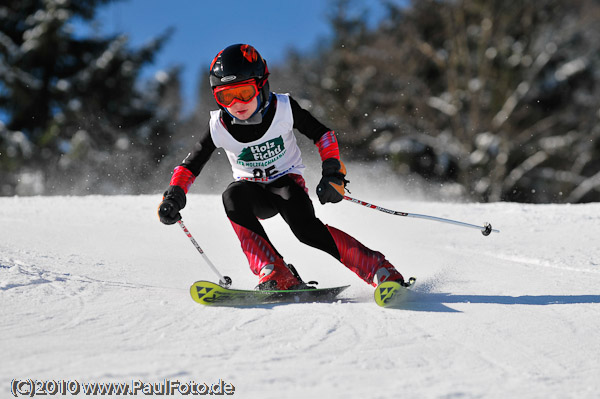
[209,44,270,109]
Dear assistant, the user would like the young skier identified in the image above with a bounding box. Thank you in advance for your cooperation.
[158,43,405,290]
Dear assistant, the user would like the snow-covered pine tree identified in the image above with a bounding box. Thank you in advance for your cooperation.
[0,0,181,195]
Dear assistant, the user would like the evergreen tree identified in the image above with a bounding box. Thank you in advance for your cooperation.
[282,0,600,203]
[0,0,180,194]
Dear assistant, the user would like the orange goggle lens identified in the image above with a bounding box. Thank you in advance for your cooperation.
[214,81,259,107]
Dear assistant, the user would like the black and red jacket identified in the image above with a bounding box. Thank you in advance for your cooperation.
[169,94,340,192]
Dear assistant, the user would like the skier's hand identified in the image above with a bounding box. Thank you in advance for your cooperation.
[158,185,186,225]
[316,158,348,204]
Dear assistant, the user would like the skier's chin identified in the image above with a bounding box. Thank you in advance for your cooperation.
[233,110,251,120]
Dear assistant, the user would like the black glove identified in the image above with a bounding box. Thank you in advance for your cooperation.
[158,185,186,225]
[316,158,348,204]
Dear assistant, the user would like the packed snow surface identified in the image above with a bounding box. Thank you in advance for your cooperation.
[2,194,599,398]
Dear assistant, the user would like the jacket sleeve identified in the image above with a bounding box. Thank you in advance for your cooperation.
[289,96,331,142]
[289,96,340,161]
[169,125,216,193]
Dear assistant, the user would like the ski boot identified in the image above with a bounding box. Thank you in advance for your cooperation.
[256,258,301,290]
[256,260,317,291]
[374,260,407,287]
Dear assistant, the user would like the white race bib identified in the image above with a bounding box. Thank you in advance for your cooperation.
[209,93,305,182]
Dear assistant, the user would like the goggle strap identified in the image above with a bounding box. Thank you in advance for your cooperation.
[257,74,269,89]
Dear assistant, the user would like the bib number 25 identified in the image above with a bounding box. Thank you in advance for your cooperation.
[253,166,278,180]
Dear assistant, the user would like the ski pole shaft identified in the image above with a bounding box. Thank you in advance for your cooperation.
[343,195,499,236]
[177,219,232,287]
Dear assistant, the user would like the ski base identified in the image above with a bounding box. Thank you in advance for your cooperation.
[374,277,416,307]
[190,280,350,306]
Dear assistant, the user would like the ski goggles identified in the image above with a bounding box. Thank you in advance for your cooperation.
[213,80,259,107]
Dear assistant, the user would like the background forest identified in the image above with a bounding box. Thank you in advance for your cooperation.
[1,0,600,203]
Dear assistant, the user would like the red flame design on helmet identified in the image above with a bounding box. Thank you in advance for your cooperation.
[240,44,259,63]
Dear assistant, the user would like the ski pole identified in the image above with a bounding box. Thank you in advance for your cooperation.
[343,195,499,236]
[177,219,232,287]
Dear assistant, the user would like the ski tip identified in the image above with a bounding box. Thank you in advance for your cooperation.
[374,277,416,307]
[405,276,417,287]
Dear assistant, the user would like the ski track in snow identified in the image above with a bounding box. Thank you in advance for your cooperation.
[1,195,599,398]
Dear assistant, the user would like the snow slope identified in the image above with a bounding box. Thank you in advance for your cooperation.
[1,194,599,398]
